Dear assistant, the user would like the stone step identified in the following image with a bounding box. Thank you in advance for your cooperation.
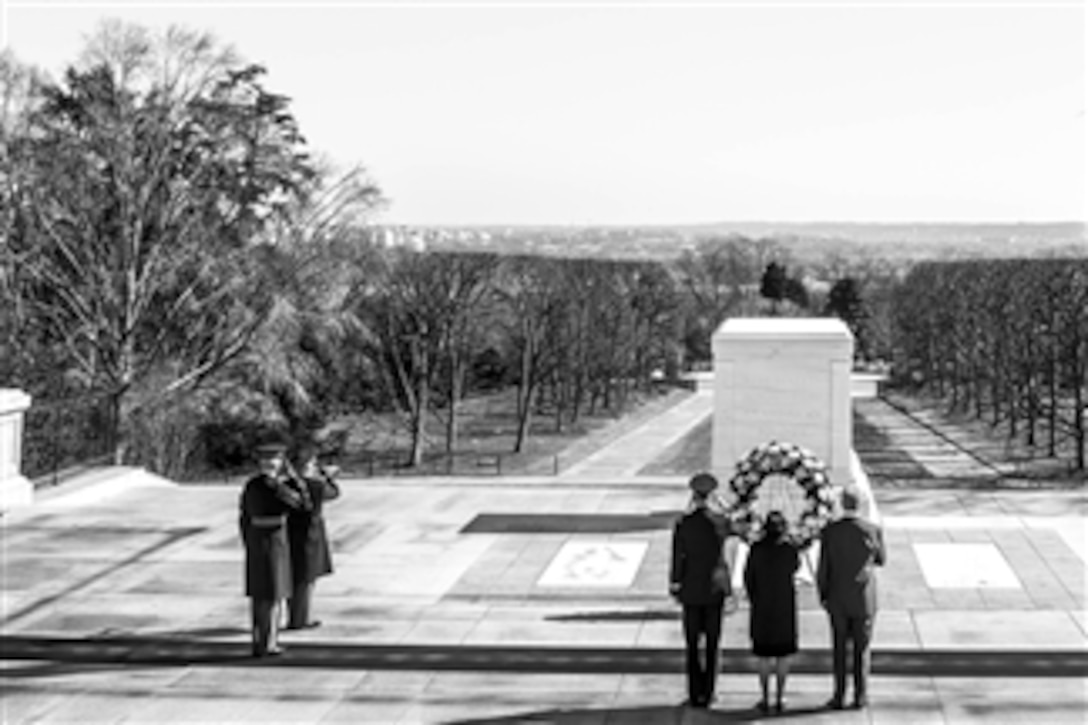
[3,634,1085,677]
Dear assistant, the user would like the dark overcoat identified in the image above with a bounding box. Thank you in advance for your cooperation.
[744,537,801,657]
[240,474,306,600]
[817,515,887,618]
[287,471,341,585]
[670,508,730,605]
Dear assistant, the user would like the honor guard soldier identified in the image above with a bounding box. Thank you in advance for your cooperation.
[670,472,735,709]
[285,441,341,630]
[239,440,310,657]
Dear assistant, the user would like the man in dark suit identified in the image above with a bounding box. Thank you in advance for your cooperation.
[816,485,886,709]
[670,472,733,709]
[239,441,309,657]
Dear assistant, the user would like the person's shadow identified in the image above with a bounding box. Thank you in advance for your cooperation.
[444,702,831,723]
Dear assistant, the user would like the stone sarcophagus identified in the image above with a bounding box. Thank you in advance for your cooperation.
[712,318,854,488]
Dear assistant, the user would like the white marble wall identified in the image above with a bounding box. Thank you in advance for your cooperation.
[712,318,855,487]
[0,388,33,510]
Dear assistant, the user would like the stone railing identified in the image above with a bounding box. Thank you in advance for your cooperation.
[850,372,888,399]
[0,388,32,510]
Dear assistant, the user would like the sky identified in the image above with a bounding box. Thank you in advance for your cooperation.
[1,1,1085,226]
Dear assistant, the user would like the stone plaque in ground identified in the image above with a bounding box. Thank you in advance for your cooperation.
[537,541,648,588]
[914,543,1022,588]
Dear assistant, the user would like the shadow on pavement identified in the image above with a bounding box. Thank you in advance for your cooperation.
[546,609,680,622]
[460,511,683,534]
[852,410,934,482]
[2,635,1085,676]
[445,702,832,724]
[2,526,208,627]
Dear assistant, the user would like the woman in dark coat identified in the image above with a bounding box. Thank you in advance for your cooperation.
[743,510,801,713]
[285,444,341,630]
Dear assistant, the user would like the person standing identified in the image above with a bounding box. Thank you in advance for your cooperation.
[239,441,309,657]
[743,510,801,714]
[285,443,341,630]
[669,472,733,709]
[817,485,886,710]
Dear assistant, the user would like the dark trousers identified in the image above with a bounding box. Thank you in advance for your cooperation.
[829,609,874,702]
[682,600,724,704]
[288,581,315,627]
[250,598,281,654]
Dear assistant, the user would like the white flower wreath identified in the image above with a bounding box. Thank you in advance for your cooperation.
[727,440,835,548]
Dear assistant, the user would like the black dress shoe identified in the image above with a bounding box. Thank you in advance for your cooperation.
[285,620,322,631]
[755,699,770,713]
[853,696,869,709]
[252,646,284,658]
[826,697,845,710]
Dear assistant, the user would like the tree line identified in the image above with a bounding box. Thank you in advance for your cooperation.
[892,259,1088,471]
[6,20,1080,479]
[0,21,834,477]
[0,22,381,474]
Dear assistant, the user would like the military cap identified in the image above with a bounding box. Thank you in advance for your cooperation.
[688,472,718,495]
[254,441,288,458]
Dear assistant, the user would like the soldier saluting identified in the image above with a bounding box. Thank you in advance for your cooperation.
[239,439,310,657]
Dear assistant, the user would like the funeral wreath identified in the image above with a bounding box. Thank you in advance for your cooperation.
[727,440,835,547]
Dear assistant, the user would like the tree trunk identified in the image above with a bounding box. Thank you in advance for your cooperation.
[444,356,463,454]
[1047,351,1058,457]
[1073,340,1086,472]
[950,354,961,411]
[1073,378,1086,472]
[974,364,985,420]
[513,336,536,454]
[1007,380,1019,439]
[553,371,565,434]
[932,341,945,397]
[109,390,126,465]
[406,338,428,468]
[1025,372,1037,449]
[514,382,534,453]
[569,371,585,425]
[408,374,427,468]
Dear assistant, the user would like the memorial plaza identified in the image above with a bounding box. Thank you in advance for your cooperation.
[2,388,1086,723]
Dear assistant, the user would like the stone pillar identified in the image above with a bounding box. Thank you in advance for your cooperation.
[0,388,33,511]
[712,318,854,487]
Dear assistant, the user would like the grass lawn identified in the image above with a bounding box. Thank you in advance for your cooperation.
[638,418,711,476]
[636,393,1085,487]
[332,385,693,476]
[883,391,1085,485]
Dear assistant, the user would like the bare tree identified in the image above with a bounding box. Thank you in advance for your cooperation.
[431,252,501,453]
[675,236,781,363]
[7,22,316,462]
[497,256,568,453]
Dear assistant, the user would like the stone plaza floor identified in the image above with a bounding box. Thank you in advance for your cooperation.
[2,396,1086,723]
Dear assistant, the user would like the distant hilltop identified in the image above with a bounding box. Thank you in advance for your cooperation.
[368,221,1086,262]
[674,220,1086,246]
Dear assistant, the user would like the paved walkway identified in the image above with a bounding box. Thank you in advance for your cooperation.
[2,392,1086,723]
[853,398,1004,484]
[560,391,712,480]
